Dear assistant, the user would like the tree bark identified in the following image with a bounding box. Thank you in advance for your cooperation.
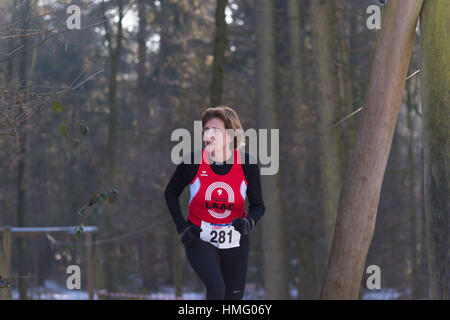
[5,0,17,85]
[255,0,289,299]
[139,233,156,290]
[104,0,123,184]
[420,0,450,300]
[171,229,183,298]
[101,0,124,296]
[287,0,319,299]
[311,0,345,252]
[16,0,31,300]
[210,0,228,107]
[136,0,148,138]
[335,0,356,167]
[406,81,419,299]
[288,0,306,136]
[320,0,424,299]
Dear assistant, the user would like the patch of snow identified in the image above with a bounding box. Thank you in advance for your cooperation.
[8,280,270,300]
[362,288,402,300]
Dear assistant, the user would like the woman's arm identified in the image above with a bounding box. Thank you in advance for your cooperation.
[164,160,196,234]
[243,154,266,227]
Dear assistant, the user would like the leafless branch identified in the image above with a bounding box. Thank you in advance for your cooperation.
[0,110,19,149]
[0,68,104,147]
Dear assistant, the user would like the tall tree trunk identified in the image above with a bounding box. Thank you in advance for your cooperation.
[134,0,160,293]
[406,81,419,299]
[5,0,17,85]
[136,0,148,138]
[320,0,424,299]
[101,0,124,296]
[287,0,318,299]
[311,0,345,253]
[335,0,356,167]
[105,0,123,184]
[171,231,183,298]
[418,154,428,297]
[139,234,156,290]
[419,0,450,300]
[255,0,289,299]
[151,0,185,294]
[210,0,228,107]
[16,0,31,300]
[288,0,305,144]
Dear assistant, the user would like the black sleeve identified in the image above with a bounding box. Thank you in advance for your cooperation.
[243,154,265,227]
[164,156,198,234]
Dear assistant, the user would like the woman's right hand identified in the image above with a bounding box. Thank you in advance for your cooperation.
[179,225,203,247]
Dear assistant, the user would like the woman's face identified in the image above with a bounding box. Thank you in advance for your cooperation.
[203,118,232,154]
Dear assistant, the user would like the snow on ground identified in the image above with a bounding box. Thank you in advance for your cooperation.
[10,280,204,300]
[9,281,269,300]
[12,280,95,300]
[9,280,404,300]
[362,288,405,300]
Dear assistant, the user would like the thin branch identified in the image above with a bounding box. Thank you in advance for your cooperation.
[0,9,54,31]
[0,69,104,98]
[320,69,421,135]
[0,110,19,149]
[0,43,24,56]
[406,69,420,80]
[319,106,363,136]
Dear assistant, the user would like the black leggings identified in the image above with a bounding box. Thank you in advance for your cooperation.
[184,223,250,300]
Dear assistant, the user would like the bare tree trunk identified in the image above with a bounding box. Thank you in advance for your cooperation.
[420,0,450,300]
[255,0,289,299]
[210,0,228,107]
[139,234,156,290]
[104,0,123,184]
[287,0,319,299]
[320,0,424,299]
[288,0,305,141]
[406,81,419,299]
[16,0,31,300]
[136,0,148,138]
[418,156,428,297]
[311,0,345,252]
[335,0,356,167]
[171,229,183,298]
[5,0,17,85]
[101,0,124,296]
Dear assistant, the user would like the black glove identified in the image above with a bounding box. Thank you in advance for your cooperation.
[179,225,202,247]
[232,217,254,236]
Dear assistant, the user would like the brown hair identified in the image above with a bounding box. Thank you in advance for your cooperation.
[201,106,245,150]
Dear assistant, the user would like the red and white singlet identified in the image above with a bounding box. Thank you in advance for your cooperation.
[188,147,248,227]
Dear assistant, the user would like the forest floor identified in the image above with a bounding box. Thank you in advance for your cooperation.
[8,281,405,300]
[9,281,270,300]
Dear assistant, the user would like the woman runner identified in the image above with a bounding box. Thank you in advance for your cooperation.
[164,106,265,300]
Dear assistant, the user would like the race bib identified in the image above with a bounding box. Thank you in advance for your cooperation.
[200,221,241,249]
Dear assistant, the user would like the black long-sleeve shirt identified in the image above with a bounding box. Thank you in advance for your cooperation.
[164,150,265,234]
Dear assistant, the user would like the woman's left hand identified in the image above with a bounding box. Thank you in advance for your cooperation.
[232,217,254,236]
